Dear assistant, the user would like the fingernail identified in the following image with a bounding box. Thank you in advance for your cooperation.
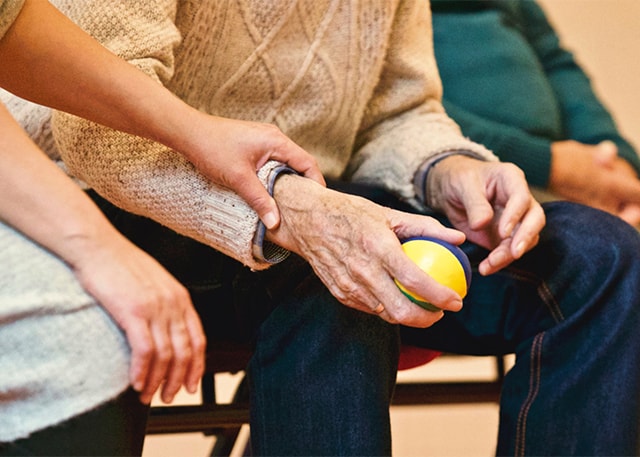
[504,222,514,238]
[515,241,526,258]
[263,211,278,230]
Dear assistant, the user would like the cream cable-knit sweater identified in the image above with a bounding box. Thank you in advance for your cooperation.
[3,0,496,271]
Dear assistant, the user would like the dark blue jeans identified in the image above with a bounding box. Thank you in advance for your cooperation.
[91,191,640,456]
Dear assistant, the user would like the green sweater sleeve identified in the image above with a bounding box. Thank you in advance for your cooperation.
[442,98,553,188]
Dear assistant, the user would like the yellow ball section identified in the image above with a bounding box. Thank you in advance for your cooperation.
[395,239,468,310]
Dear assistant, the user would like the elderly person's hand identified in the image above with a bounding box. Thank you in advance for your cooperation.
[266,174,468,328]
[425,155,546,276]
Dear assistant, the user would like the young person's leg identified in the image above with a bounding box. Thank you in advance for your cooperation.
[0,388,148,457]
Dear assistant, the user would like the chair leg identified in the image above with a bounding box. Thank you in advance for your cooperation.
[209,376,250,457]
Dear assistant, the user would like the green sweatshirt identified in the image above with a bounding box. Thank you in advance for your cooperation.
[431,0,640,188]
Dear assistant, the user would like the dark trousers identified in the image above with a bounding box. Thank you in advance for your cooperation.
[0,388,148,457]
[10,185,640,457]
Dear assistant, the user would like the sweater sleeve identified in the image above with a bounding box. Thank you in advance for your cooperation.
[0,0,24,40]
[49,0,280,270]
[442,98,553,188]
[522,1,640,176]
[345,0,497,207]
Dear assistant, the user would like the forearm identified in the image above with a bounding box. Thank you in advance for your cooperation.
[0,0,203,161]
[0,106,126,268]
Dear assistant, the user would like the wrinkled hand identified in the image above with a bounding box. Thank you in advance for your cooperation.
[182,115,325,229]
[426,155,545,276]
[70,233,206,405]
[266,174,468,328]
[551,140,640,226]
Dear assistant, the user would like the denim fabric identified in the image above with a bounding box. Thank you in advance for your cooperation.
[90,190,640,456]
[403,201,640,456]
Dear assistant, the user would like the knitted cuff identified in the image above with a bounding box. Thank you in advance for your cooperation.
[251,163,297,265]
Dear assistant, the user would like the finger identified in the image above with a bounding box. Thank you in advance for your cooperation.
[233,176,281,229]
[123,320,154,394]
[458,185,495,231]
[184,309,207,394]
[478,237,514,276]
[387,251,463,313]
[508,199,544,258]
[593,140,618,166]
[607,176,640,206]
[160,321,191,404]
[364,243,461,327]
[140,323,173,405]
[389,209,466,246]
[618,204,640,228]
[270,143,326,186]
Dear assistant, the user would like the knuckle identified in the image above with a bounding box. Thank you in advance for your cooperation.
[155,344,173,363]
[192,334,207,354]
[175,346,193,363]
[134,340,155,360]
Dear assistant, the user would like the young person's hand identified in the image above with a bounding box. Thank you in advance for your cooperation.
[69,231,206,405]
[179,115,325,230]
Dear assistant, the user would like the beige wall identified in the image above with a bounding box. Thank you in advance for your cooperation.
[537,0,640,151]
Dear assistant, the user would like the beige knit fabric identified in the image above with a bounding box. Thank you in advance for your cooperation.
[4,0,497,270]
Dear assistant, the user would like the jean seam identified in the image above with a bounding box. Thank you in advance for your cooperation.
[515,332,544,457]
[537,281,564,323]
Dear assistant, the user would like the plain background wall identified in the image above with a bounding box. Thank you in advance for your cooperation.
[537,0,640,151]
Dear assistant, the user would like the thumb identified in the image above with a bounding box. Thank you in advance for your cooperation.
[237,178,281,229]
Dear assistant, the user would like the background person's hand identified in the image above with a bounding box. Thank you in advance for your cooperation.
[550,140,640,226]
[425,155,546,276]
[266,174,468,328]
[69,231,206,405]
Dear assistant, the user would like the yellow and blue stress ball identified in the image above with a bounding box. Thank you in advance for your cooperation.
[395,236,472,312]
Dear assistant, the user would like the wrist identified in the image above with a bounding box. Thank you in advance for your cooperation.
[417,151,486,208]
